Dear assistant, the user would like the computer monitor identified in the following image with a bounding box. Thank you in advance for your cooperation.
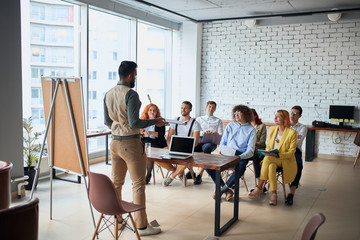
[329,105,355,126]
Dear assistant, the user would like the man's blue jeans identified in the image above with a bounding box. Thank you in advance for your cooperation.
[205,159,249,188]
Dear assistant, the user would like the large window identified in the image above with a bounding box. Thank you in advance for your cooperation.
[137,22,171,116]
[87,9,132,151]
[22,0,79,134]
[23,0,173,155]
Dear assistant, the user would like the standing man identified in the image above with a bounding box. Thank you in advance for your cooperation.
[193,101,223,184]
[104,61,166,236]
[287,105,307,206]
[158,101,201,186]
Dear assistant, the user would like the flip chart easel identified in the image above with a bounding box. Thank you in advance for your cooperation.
[30,77,95,227]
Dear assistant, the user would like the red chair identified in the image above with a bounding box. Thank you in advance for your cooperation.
[0,197,39,240]
[87,171,145,240]
[301,213,326,240]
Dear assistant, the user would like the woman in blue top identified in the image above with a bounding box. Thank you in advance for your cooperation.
[206,105,255,201]
[140,104,167,184]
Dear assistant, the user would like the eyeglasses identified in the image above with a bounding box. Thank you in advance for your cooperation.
[291,112,298,116]
[233,111,241,116]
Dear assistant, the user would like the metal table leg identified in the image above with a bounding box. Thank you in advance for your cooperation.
[214,163,240,236]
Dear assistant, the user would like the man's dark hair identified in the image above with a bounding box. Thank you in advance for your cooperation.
[206,101,217,108]
[232,104,253,123]
[118,61,137,80]
[292,105,303,115]
[182,101,192,109]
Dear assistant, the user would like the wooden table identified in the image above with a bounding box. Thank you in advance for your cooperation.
[305,126,359,161]
[147,148,241,237]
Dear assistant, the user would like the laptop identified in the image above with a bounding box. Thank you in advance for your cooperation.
[161,135,195,159]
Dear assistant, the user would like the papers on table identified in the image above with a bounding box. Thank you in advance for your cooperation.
[165,118,184,125]
[220,145,236,156]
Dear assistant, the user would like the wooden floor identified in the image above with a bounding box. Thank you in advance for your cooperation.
[15,154,360,240]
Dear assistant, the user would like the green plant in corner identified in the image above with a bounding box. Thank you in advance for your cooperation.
[23,117,41,171]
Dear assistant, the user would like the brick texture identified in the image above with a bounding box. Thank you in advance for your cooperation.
[200,20,360,157]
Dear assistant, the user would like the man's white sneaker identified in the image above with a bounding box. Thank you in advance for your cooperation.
[138,224,161,236]
[162,174,174,186]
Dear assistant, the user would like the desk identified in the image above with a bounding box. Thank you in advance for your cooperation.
[305,127,359,162]
[147,148,241,237]
[87,131,112,165]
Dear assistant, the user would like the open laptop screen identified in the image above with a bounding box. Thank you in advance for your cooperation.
[169,136,195,155]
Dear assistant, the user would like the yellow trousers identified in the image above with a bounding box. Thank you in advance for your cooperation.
[260,156,282,191]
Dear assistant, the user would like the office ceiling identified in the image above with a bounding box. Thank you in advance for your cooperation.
[113,0,360,22]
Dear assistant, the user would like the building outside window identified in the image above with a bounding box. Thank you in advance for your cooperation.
[23,0,79,134]
[22,0,173,154]
[113,52,117,61]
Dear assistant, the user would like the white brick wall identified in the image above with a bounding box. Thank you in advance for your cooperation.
[200,19,360,157]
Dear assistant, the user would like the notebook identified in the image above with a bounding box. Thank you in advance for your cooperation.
[161,135,195,159]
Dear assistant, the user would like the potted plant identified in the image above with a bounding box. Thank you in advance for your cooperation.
[23,117,41,190]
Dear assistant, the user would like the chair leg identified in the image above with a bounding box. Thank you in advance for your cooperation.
[128,213,141,240]
[189,168,196,180]
[158,164,165,178]
[353,149,360,168]
[92,214,103,240]
[183,172,186,187]
[114,215,119,240]
[281,174,286,201]
[242,176,248,192]
[152,166,156,184]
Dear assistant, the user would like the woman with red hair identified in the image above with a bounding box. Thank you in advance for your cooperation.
[140,104,167,184]
[249,110,297,206]
[250,108,267,188]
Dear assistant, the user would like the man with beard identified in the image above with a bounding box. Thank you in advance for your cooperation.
[104,60,166,236]
[158,101,201,186]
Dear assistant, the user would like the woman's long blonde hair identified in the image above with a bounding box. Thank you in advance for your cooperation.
[277,109,290,128]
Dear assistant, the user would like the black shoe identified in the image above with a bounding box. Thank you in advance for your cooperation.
[194,175,202,185]
[185,171,194,179]
[146,173,152,184]
[285,193,294,206]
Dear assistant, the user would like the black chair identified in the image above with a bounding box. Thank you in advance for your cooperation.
[0,197,39,240]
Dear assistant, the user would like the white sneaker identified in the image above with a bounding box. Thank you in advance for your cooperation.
[138,224,161,236]
[162,173,174,186]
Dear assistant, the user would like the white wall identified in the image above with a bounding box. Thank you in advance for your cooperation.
[170,21,202,118]
[200,19,360,157]
[0,1,24,191]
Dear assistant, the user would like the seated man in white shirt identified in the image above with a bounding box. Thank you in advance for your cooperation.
[286,105,307,206]
[193,101,223,184]
[158,101,201,186]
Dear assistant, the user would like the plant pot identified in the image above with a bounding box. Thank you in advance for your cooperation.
[24,166,38,190]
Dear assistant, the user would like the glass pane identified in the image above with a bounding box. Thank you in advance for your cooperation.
[23,0,80,135]
[88,8,131,151]
[137,22,170,116]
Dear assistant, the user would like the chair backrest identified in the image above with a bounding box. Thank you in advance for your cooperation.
[88,171,126,215]
[0,197,39,240]
[301,213,326,240]
[354,131,360,147]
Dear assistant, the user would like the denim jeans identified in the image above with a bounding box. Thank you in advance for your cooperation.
[205,159,249,188]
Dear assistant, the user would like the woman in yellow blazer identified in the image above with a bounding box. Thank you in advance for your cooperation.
[249,110,297,206]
